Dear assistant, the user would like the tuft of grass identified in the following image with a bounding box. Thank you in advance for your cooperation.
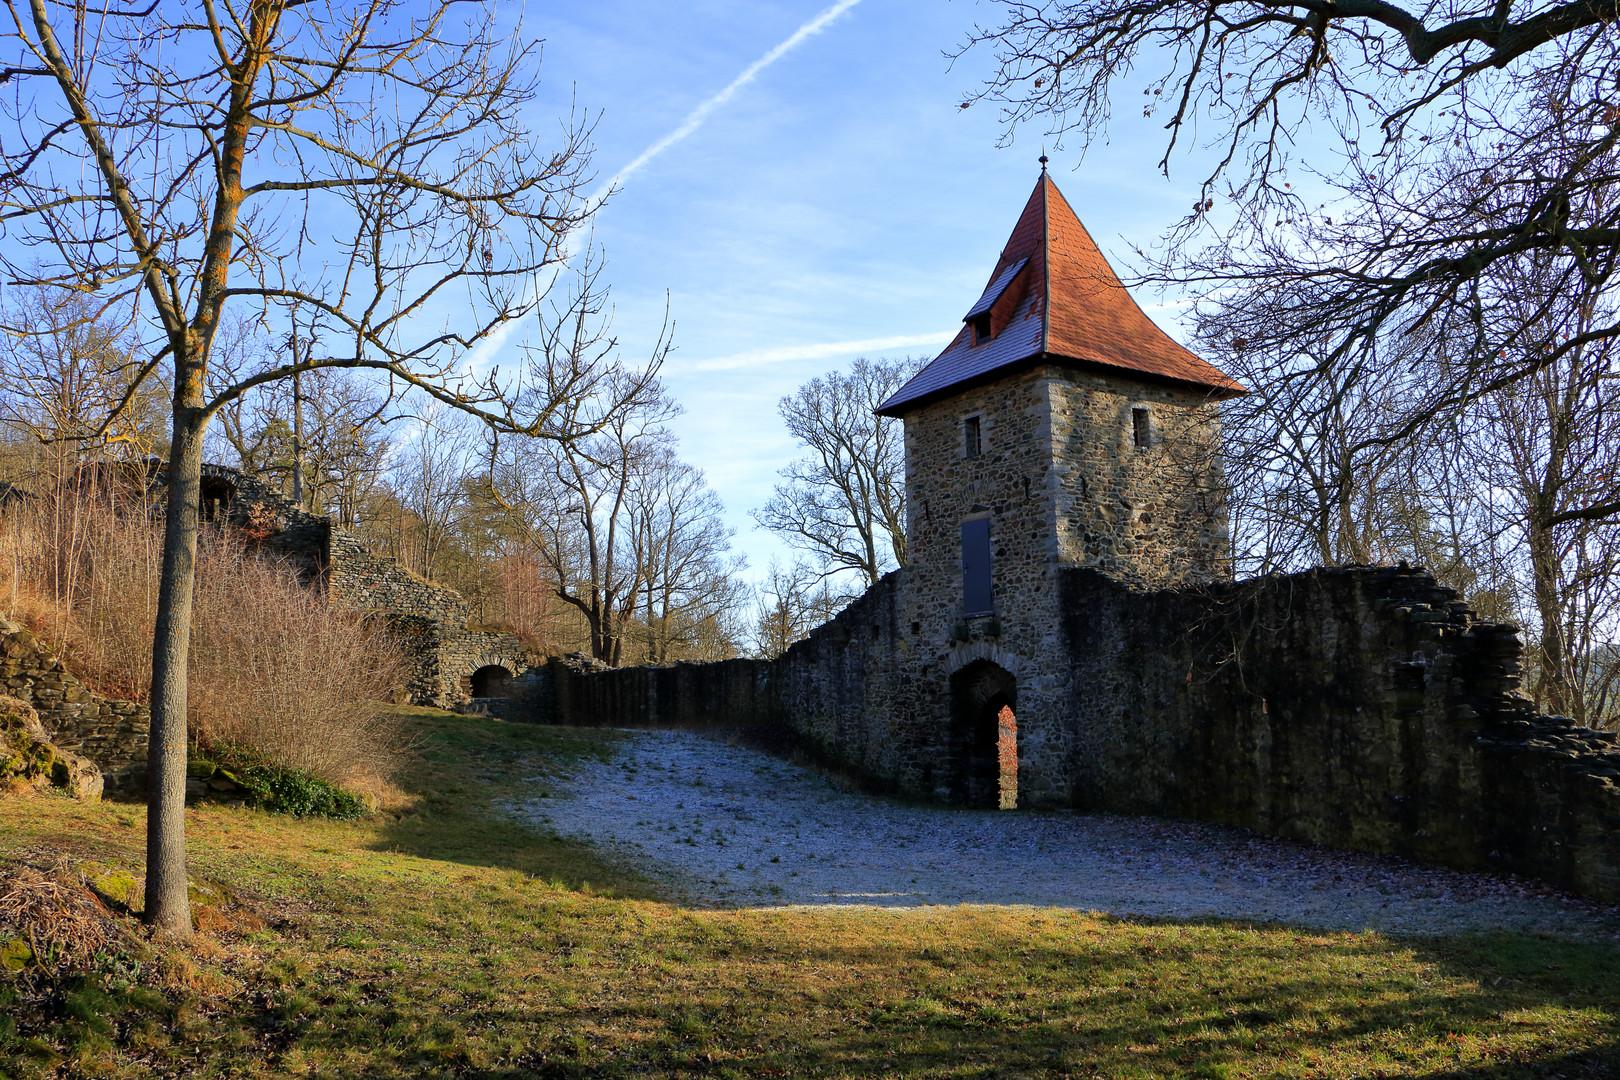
[2,707,1619,1078]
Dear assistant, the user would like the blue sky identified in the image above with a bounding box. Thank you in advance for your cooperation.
[504,0,1213,582]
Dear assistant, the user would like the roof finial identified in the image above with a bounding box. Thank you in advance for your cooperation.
[1039,149,1049,173]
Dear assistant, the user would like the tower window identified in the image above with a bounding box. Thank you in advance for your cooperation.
[964,416,982,458]
[961,518,993,616]
[970,313,992,344]
[1132,407,1151,449]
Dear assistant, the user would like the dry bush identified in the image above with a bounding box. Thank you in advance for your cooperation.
[0,470,161,699]
[188,541,406,785]
[0,482,406,789]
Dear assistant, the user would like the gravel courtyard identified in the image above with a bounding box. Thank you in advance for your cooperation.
[517,728,1620,938]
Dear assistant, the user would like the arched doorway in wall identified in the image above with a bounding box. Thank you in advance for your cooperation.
[949,660,1019,809]
[470,664,514,698]
[199,475,237,523]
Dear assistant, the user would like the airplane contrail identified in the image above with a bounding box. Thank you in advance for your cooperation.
[585,0,864,211]
[465,0,864,373]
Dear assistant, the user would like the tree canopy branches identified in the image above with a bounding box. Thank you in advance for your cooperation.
[752,357,922,592]
[965,0,1620,508]
[0,0,659,937]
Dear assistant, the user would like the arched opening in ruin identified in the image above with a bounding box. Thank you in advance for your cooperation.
[949,660,1018,809]
[470,664,514,699]
[199,475,236,523]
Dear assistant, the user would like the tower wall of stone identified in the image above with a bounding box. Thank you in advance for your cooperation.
[1045,369,1230,586]
[898,369,1075,804]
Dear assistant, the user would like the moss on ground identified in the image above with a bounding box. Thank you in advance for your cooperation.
[0,708,1617,1078]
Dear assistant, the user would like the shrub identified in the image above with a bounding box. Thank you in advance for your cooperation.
[0,481,406,792]
[204,745,366,820]
[185,541,406,787]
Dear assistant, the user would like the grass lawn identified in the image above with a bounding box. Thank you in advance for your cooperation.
[2,707,1619,1078]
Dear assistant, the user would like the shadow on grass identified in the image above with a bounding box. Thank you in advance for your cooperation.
[345,709,1620,1076]
[365,709,663,900]
[266,915,1620,1079]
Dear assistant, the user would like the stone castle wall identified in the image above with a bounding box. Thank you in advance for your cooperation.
[899,369,1074,806]
[1046,371,1229,587]
[191,464,529,710]
[1049,564,1620,902]
[551,655,773,731]
[889,365,1232,806]
[547,563,1620,904]
[0,620,148,798]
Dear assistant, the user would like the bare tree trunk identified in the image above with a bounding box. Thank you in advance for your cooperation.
[1528,516,1571,716]
[145,401,204,938]
[291,367,305,512]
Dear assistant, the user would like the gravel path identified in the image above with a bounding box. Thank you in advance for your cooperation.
[516,728,1620,938]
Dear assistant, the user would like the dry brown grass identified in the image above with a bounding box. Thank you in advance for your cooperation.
[0,482,406,791]
[0,859,116,971]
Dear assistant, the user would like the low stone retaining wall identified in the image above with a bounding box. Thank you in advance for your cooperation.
[0,621,148,798]
[550,656,772,730]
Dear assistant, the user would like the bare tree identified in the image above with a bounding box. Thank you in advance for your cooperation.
[625,446,746,664]
[389,410,478,582]
[1211,179,1620,722]
[1456,269,1620,723]
[0,1,659,935]
[494,370,679,665]
[752,357,921,593]
[0,287,166,469]
[964,5,1620,507]
[211,357,392,527]
[751,558,843,660]
[1210,324,1469,574]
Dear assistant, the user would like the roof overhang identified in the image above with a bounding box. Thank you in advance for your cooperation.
[875,351,1248,418]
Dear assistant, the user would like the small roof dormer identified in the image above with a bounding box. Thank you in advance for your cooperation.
[877,169,1246,417]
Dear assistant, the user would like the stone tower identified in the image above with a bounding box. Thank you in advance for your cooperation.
[875,167,1246,807]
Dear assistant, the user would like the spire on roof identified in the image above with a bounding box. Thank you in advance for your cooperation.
[877,171,1246,417]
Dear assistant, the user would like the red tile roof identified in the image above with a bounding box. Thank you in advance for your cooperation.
[877,172,1246,416]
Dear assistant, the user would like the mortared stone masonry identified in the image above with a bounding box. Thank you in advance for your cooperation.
[542,168,1620,904]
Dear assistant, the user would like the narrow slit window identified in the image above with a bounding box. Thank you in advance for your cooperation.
[970,313,992,344]
[964,416,982,459]
[961,518,993,616]
[1132,407,1151,449]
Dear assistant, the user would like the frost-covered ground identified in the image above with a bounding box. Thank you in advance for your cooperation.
[515,728,1620,937]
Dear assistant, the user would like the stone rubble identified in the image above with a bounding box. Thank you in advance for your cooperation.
[524,728,1620,939]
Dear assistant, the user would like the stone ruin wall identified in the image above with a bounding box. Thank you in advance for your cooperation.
[0,620,148,798]
[546,563,1620,905]
[30,463,533,792]
[325,532,471,627]
[199,464,531,710]
[1054,564,1620,903]
[323,531,528,708]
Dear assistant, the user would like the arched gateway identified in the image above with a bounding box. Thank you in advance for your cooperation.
[949,660,1018,809]
[470,664,514,699]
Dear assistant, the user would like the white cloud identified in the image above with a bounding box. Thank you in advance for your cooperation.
[684,331,953,372]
